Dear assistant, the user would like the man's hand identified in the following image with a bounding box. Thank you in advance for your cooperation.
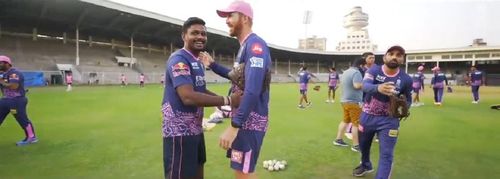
[377,82,396,96]
[229,90,243,109]
[219,126,239,150]
[199,51,214,67]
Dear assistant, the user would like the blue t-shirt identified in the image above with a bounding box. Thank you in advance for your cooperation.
[431,72,448,88]
[470,70,483,86]
[161,49,206,137]
[210,33,272,132]
[412,72,425,88]
[1,68,25,99]
[298,70,311,84]
[362,65,412,116]
[340,67,363,103]
[328,72,339,86]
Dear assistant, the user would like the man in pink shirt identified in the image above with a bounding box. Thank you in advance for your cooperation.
[65,72,73,92]
[139,73,145,88]
[120,74,127,87]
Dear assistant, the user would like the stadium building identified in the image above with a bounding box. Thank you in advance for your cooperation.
[0,0,498,86]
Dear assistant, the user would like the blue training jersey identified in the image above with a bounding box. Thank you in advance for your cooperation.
[470,70,483,86]
[431,72,448,88]
[1,68,26,98]
[161,49,206,137]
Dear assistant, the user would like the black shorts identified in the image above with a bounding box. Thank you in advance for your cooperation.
[163,134,206,178]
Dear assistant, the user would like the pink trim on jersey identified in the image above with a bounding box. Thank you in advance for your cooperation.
[179,136,183,178]
[26,124,35,138]
[242,150,253,173]
[169,137,175,179]
[121,76,126,81]
[381,65,400,77]
[140,75,145,81]
[239,32,253,45]
[182,48,199,60]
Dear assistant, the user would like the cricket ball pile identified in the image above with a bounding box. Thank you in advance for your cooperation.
[262,159,287,171]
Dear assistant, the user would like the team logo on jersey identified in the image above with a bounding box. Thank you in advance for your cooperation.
[231,150,243,164]
[172,62,190,77]
[9,73,19,80]
[375,75,386,82]
[191,62,200,70]
[195,76,205,86]
[251,43,263,55]
[250,57,264,68]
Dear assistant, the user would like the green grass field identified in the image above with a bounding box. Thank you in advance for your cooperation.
[0,84,499,179]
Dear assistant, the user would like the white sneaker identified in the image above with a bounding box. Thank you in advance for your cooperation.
[331,100,335,103]
[325,100,330,103]
[472,101,478,104]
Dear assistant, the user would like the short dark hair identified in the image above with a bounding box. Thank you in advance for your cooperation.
[302,66,308,70]
[182,17,206,33]
[352,57,366,67]
[331,67,336,71]
[362,52,374,59]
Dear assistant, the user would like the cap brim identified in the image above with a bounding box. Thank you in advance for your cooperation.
[387,47,405,54]
[216,9,233,17]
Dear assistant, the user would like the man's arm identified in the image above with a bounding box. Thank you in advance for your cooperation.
[352,71,363,90]
[205,89,218,96]
[199,52,231,79]
[0,73,20,90]
[177,85,234,107]
[362,70,394,96]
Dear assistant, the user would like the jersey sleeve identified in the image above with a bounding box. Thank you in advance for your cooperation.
[232,41,270,127]
[362,67,378,94]
[7,71,21,84]
[167,55,192,89]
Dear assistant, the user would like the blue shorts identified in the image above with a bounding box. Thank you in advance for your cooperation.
[329,86,337,90]
[226,130,265,174]
[300,89,307,95]
[413,88,421,93]
[163,134,206,178]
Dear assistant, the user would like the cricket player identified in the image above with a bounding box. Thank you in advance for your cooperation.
[120,74,127,87]
[0,55,38,146]
[326,67,339,103]
[66,71,73,92]
[199,1,272,178]
[353,46,412,178]
[139,73,145,88]
[161,17,241,179]
[469,65,484,104]
[430,66,448,106]
[411,66,425,106]
[297,66,315,109]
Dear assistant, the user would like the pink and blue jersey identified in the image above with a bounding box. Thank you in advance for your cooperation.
[298,71,312,90]
[209,33,271,132]
[1,68,25,98]
[412,72,424,89]
[161,49,206,137]
[431,72,448,88]
[362,65,412,116]
[328,72,339,87]
[470,70,483,86]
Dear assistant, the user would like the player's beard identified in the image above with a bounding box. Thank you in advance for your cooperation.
[386,59,399,69]
[229,18,243,37]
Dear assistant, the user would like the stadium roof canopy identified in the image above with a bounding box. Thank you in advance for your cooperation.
[0,0,367,62]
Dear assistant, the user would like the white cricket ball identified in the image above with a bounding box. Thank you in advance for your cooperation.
[267,166,274,171]
[281,160,287,166]
[273,164,280,171]
[279,164,285,170]
[263,162,269,168]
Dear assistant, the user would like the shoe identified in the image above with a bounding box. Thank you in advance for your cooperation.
[331,100,335,103]
[419,102,424,106]
[16,137,38,146]
[436,102,442,106]
[411,103,418,107]
[353,164,374,177]
[298,105,305,109]
[333,139,349,147]
[306,102,312,107]
[344,132,353,140]
[351,145,360,152]
[472,101,478,104]
[325,100,330,103]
